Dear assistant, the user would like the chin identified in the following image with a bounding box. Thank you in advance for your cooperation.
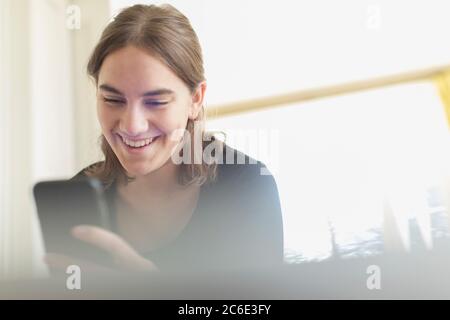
[122,163,155,177]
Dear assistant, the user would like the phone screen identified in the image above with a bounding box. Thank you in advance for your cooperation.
[33,177,113,267]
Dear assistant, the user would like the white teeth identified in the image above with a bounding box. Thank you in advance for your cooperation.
[121,136,155,148]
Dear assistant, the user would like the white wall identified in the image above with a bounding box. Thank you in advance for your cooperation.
[72,0,111,173]
[0,0,46,279]
[0,0,35,280]
[31,0,76,182]
[0,0,110,280]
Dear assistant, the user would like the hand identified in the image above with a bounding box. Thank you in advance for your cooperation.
[44,225,158,274]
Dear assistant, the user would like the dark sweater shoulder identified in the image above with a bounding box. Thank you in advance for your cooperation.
[203,144,284,268]
[216,143,274,182]
[70,162,103,181]
[211,145,280,207]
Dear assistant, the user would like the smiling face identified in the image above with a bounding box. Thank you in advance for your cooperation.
[97,46,204,178]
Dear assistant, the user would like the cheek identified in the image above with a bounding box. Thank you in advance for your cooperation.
[96,105,119,149]
[97,104,118,131]
[97,104,109,127]
[158,107,190,135]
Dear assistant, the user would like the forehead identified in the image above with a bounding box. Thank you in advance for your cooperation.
[98,46,188,95]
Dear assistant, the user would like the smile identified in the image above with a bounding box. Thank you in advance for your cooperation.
[117,134,161,150]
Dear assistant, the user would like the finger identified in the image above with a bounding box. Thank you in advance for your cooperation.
[71,225,157,271]
[71,225,138,259]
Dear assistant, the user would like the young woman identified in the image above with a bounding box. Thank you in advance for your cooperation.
[45,4,284,274]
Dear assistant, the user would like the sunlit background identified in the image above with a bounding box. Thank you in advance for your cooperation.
[0,0,449,279]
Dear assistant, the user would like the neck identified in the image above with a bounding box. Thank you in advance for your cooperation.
[119,159,182,197]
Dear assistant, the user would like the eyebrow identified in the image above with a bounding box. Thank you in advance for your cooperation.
[99,84,175,97]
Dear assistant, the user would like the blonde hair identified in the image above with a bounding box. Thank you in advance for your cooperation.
[85,4,219,188]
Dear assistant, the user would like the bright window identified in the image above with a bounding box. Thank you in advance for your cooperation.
[207,82,450,262]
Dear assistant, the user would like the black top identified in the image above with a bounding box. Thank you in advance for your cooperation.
[71,144,284,273]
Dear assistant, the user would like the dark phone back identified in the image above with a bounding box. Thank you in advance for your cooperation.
[33,178,113,267]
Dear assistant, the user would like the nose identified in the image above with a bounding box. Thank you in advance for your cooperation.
[119,105,149,137]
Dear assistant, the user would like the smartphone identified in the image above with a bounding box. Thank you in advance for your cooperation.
[33,177,113,267]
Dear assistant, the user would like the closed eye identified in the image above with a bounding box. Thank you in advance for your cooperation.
[103,97,125,105]
[144,101,168,107]
[102,97,168,107]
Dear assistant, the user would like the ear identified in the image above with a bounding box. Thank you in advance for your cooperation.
[188,81,207,120]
